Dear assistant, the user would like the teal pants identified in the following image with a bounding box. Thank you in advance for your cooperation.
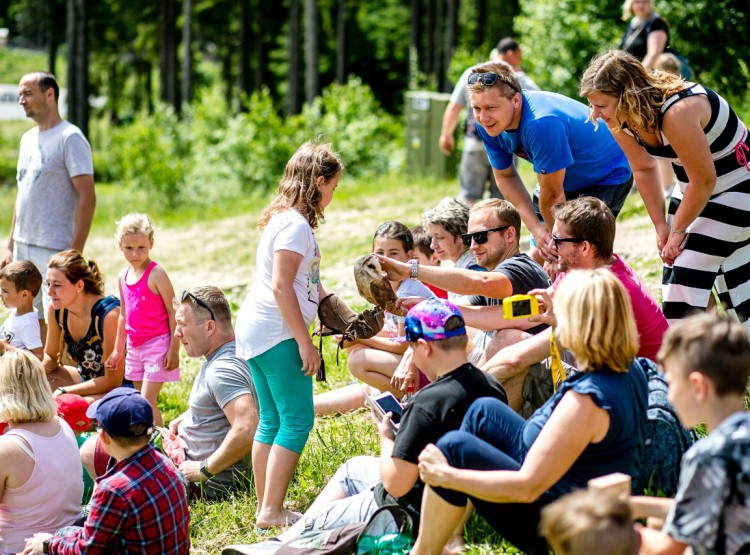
[248,338,314,454]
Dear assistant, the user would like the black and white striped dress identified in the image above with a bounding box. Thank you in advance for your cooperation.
[627,84,750,329]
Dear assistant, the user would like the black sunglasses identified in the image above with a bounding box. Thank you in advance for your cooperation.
[462,226,511,248]
[467,72,521,93]
[551,234,587,250]
[181,290,216,322]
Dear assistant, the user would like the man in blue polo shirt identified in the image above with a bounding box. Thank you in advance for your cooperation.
[468,62,633,267]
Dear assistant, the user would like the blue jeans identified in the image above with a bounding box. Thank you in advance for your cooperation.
[433,397,549,555]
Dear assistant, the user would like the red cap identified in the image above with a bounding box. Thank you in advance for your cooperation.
[56,393,91,431]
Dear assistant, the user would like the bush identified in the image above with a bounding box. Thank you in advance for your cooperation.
[101,78,403,208]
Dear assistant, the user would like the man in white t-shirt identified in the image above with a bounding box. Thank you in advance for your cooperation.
[4,71,96,327]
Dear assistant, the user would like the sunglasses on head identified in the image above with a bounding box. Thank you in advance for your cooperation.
[467,72,521,93]
[181,290,216,321]
[551,234,587,250]
[461,225,511,248]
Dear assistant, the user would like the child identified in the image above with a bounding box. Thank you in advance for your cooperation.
[0,260,43,358]
[23,387,191,554]
[235,142,344,529]
[411,226,447,299]
[634,312,750,555]
[344,221,435,395]
[106,214,180,427]
[539,489,639,555]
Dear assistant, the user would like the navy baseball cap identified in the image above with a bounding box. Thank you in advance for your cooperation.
[86,387,154,437]
[398,298,466,342]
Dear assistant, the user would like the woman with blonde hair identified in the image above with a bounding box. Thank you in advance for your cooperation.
[580,50,750,328]
[411,269,648,555]
[43,249,123,402]
[0,350,83,555]
[619,0,670,69]
[235,141,344,529]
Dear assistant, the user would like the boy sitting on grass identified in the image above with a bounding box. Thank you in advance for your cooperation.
[0,260,44,358]
[22,387,191,555]
[633,312,750,555]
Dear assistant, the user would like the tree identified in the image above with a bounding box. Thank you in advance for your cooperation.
[305,0,319,103]
[159,0,178,109]
[335,0,345,84]
[182,0,192,106]
[287,0,301,114]
[66,0,89,136]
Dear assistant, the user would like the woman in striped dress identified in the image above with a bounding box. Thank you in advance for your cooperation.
[579,50,750,330]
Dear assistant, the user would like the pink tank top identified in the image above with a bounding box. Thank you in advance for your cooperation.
[0,420,83,554]
[123,261,170,347]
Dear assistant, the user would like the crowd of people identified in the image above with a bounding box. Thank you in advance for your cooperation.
[1,11,749,555]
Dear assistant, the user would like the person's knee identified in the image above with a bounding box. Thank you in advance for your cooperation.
[80,434,99,479]
[275,413,314,453]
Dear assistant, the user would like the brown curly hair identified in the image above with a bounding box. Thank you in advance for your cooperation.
[580,50,685,133]
[258,141,344,230]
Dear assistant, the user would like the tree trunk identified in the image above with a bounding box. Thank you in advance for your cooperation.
[443,0,457,91]
[335,0,345,84]
[239,0,251,102]
[425,0,434,76]
[159,0,178,109]
[475,0,487,47]
[287,0,301,114]
[66,0,89,137]
[182,0,192,106]
[304,0,318,103]
[47,35,57,76]
[432,0,443,89]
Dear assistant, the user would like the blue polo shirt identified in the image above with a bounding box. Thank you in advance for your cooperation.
[477,90,632,191]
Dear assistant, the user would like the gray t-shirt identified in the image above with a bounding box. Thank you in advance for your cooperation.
[15,120,93,251]
[179,340,257,495]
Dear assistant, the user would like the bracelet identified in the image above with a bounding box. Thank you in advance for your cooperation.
[670,228,687,235]
[200,459,216,480]
[409,258,419,280]
[57,387,67,394]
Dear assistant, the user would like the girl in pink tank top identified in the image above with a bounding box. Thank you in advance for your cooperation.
[107,214,181,427]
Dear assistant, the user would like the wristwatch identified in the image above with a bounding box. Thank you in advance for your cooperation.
[200,459,216,480]
[409,258,419,280]
[43,539,50,554]
[56,387,67,394]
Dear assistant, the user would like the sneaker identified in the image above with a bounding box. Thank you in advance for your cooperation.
[222,539,282,555]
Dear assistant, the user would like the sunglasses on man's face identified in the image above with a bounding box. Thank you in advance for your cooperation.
[181,290,216,322]
[467,72,521,93]
[551,235,587,250]
[461,226,511,248]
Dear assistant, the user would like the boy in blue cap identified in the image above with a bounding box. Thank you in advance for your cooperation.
[23,387,190,555]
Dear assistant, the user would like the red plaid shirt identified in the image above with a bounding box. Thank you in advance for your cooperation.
[49,444,190,554]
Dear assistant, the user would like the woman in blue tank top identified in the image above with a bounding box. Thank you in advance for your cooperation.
[410,269,648,555]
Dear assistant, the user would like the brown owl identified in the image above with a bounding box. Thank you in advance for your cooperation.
[353,254,405,316]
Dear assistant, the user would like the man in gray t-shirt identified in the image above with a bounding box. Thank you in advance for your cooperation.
[6,72,96,322]
[170,286,258,498]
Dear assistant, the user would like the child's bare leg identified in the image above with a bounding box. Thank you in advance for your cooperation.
[347,347,403,397]
[313,383,367,416]
[443,503,473,555]
[141,380,165,427]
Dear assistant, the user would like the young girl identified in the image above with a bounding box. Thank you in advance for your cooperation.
[411,225,447,299]
[106,214,180,427]
[345,221,435,394]
[235,142,344,529]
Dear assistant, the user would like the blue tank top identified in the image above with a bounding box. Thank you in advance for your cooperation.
[523,360,648,497]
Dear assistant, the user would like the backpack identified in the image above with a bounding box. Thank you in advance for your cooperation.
[633,358,697,496]
[275,505,413,555]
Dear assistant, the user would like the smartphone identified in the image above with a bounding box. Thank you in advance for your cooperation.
[365,391,404,427]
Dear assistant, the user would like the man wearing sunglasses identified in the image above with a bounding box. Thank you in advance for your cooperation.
[467,62,633,269]
[483,197,668,413]
[439,38,539,206]
[378,199,551,375]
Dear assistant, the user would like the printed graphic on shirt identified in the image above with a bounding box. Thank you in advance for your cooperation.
[307,240,321,305]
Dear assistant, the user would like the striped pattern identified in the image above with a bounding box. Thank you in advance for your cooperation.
[645,85,750,329]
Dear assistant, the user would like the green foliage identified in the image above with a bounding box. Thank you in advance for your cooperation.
[516,0,622,99]
[101,78,403,208]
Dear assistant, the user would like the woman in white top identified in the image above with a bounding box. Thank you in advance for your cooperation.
[0,350,83,555]
[235,142,344,529]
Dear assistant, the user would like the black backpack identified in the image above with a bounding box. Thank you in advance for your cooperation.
[275,505,413,555]
[633,358,697,496]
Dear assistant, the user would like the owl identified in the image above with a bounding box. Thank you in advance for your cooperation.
[353,254,405,316]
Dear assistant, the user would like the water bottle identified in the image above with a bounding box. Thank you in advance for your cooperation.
[377,532,413,555]
[357,535,380,554]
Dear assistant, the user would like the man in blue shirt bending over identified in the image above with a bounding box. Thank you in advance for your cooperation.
[468,62,633,271]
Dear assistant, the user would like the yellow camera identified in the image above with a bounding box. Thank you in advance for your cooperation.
[502,294,539,320]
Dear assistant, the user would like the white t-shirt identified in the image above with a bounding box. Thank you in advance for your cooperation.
[384,279,436,338]
[15,121,93,251]
[236,209,320,359]
[0,309,42,350]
